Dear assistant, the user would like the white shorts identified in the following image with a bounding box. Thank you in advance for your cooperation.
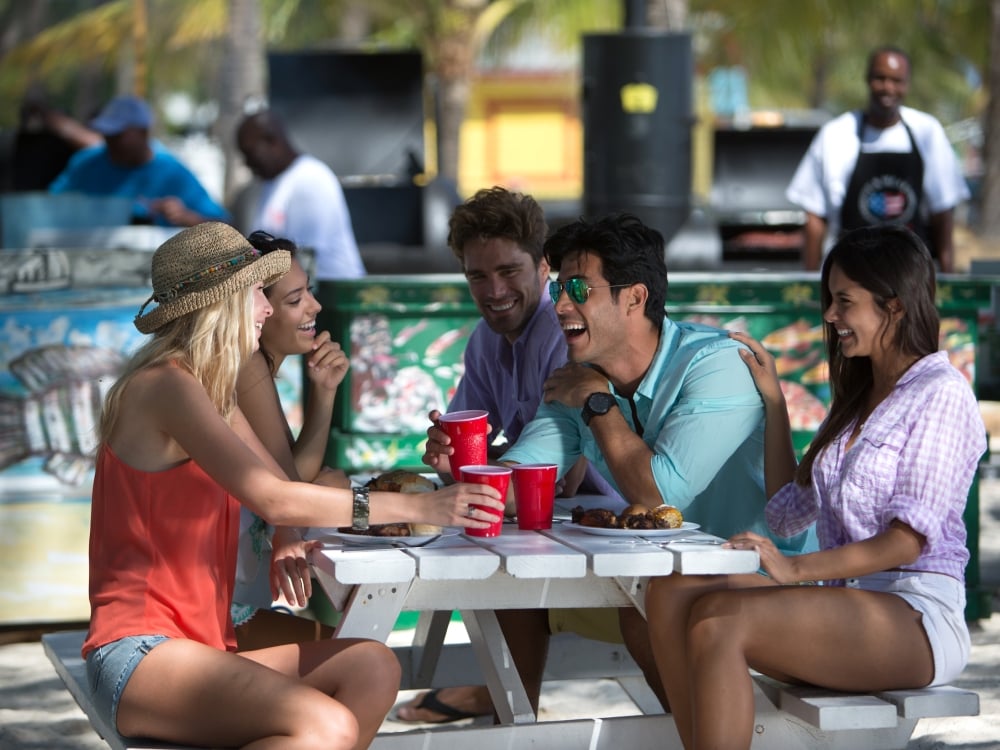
[847,570,970,686]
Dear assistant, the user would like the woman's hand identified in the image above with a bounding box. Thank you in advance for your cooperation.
[421,481,506,531]
[269,526,320,607]
[724,531,798,584]
[729,331,785,409]
[305,331,349,392]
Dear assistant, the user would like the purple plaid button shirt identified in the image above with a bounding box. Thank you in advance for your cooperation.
[767,351,986,582]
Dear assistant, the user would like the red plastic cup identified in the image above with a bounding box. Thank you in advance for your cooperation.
[512,463,558,530]
[438,409,488,476]
[459,464,510,538]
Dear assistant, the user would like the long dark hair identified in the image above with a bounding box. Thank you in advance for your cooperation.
[795,225,938,484]
[247,230,298,376]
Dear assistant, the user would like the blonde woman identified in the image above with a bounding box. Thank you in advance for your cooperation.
[84,222,503,748]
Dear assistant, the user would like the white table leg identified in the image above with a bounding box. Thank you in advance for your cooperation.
[333,581,411,642]
[411,610,452,688]
[461,609,536,724]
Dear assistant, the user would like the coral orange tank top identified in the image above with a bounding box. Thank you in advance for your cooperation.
[83,446,240,657]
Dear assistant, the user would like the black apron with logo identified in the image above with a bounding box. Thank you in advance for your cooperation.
[840,112,931,254]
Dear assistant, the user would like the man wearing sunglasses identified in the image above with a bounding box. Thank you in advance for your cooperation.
[491,212,815,716]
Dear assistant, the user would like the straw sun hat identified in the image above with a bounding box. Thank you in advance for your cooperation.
[134,222,290,334]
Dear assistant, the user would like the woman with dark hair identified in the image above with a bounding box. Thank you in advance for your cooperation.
[645,225,985,750]
[231,231,349,649]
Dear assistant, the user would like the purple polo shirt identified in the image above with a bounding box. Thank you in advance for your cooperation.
[449,294,617,497]
[449,295,564,447]
[766,351,986,582]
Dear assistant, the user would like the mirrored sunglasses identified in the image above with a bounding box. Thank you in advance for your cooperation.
[549,278,630,305]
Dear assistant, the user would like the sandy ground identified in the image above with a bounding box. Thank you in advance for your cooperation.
[2,467,999,749]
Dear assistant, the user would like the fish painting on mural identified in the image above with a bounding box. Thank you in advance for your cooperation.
[0,344,126,486]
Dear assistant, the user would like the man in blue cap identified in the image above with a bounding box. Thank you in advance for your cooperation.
[50,95,229,227]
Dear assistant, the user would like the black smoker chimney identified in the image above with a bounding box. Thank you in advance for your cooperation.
[582,10,693,248]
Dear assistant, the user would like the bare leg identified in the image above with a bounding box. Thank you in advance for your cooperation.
[118,636,399,749]
[617,607,669,711]
[647,573,936,750]
[236,608,335,651]
[645,573,771,749]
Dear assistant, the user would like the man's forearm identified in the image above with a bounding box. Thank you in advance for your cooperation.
[586,408,660,505]
[802,212,827,271]
[930,209,955,273]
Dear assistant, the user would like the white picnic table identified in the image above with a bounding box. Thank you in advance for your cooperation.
[307,494,758,745]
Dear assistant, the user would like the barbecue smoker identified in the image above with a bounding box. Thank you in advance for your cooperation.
[709,111,829,265]
[582,30,694,258]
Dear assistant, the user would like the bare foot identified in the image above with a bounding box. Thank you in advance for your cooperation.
[396,686,493,723]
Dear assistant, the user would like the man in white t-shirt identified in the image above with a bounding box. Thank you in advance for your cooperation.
[237,110,366,280]
[787,46,969,271]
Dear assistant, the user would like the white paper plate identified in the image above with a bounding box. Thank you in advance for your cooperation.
[566,521,700,537]
[320,527,460,547]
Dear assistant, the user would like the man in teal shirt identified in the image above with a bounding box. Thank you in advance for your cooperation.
[496,213,814,712]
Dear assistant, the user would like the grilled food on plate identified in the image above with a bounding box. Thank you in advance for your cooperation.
[571,503,683,529]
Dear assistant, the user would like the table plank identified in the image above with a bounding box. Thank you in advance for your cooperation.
[403,534,501,580]
[311,545,415,584]
[466,527,587,578]
[543,524,677,577]
[668,544,759,575]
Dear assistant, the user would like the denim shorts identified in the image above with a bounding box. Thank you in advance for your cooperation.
[85,635,169,732]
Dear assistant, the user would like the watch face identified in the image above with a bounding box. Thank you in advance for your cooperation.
[586,392,616,413]
[583,392,617,425]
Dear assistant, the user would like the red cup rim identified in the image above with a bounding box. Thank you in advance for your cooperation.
[439,409,488,423]
[461,464,512,475]
[512,463,558,471]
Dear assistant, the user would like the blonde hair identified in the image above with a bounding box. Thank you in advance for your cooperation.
[100,288,256,442]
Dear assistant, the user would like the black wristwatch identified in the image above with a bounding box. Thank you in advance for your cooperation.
[581,391,618,426]
[351,486,370,531]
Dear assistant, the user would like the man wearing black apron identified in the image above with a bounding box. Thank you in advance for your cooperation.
[787,47,968,272]
[841,114,928,250]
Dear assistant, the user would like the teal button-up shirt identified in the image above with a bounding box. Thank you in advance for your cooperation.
[502,317,814,554]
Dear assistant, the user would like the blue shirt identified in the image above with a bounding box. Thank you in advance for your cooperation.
[50,143,229,227]
[450,294,618,497]
[503,317,814,553]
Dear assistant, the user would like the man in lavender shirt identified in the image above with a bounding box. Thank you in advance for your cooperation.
[399,186,613,723]
[422,185,615,495]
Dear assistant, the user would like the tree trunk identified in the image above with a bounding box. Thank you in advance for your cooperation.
[980,0,1000,239]
[218,0,264,207]
[648,0,688,29]
[432,24,476,184]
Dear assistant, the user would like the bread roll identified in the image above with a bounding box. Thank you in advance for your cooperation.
[652,504,684,529]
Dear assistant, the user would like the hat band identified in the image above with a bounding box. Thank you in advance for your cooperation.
[154,247,262,303]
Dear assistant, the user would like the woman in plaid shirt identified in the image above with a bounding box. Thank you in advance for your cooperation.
[646,225,986,750]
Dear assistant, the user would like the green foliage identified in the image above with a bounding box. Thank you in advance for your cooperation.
[0,0,988,130]
[690,0,989,122]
